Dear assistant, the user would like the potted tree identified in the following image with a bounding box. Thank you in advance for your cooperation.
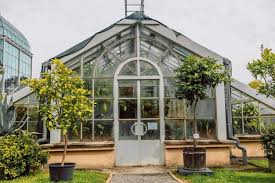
[23,59,94,181]
[175,55,230,174]
[247,47,275,172]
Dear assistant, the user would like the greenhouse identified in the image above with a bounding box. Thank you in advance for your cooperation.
[12,12,275,168]
[0,15,32,93]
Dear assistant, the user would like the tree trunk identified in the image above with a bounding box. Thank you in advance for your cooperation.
[193,101,198,147]
[61,134,68,166]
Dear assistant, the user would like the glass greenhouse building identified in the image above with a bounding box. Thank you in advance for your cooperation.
[13,12,275,168]
[0,15,32,93]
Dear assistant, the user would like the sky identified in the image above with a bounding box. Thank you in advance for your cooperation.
[0,0,275,83]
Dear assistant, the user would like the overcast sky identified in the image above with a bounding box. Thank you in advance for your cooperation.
[0,0,275,83]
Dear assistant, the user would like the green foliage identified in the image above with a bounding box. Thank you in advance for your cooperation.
[248,80,264,91]
[176,168,275,183]
[0,131,48,180]
[260,130,275,160]
[0,171,109,183]
[22,59,94,136]
[175,55,230,105]
[175,55,230,138]
[233,103,261,133]
[247,48,275,97]
[22,59,94,165]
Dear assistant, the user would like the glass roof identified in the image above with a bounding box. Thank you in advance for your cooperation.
[0,15,31,51]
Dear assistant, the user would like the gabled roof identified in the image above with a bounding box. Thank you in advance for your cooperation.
[52,12,151,60]
[231,79,275,110]
[46,12,224,64]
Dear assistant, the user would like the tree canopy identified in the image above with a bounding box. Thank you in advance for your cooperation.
[247,48,275,97]
[175,55,230,106]
[22,59,94,165]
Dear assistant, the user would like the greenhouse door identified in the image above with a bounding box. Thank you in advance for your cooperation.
[114,58,164,166]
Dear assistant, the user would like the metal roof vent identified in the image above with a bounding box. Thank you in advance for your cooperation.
[125,0,145,17]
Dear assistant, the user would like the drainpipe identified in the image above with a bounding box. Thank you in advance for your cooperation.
[36,120,47,144]
[223,58,248,165]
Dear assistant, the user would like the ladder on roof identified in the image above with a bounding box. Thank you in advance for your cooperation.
[125,0,145,17]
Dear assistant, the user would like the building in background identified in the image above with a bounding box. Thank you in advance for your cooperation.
[0,15,32,93]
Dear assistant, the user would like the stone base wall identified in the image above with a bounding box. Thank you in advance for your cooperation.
[165,140,235,167]
[231,136,264,157]
[42,142,115,169]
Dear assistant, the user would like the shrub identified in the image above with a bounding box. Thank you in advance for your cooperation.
[0,131,48,180]
[260,130,275,160]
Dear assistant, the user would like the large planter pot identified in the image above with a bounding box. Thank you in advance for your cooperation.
[49,163,76,182]
[183,147,206,170]
[268,158,275,173]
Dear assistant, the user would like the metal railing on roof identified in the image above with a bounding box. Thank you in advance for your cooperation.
[125,0,145,17]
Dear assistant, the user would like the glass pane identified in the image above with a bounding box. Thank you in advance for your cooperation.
[28,122,38,133]
[94,120,113,141]
[94,79,113,98]
[94,52,120,77]
[140,80,159,98]
[164,78,176,98]
[165,99,185,118]
[16,105,28,121]
[140,61,158,76]
[28,106,39,121]
[244,118,260,135]
[233,118,243,135]
[119,61,137,76]
[83,78,93,97]
[141,99,159,118]
[187,99,216,119]
[165,120,185,140]
[94,99,113,119]
[68,123,81,141]
[118,80,137,98]
[186,119,216,139]
[262,117,275,132]
[73,67,80,76]
[119,120,138,140]
[82,120,93,141]
[141,120,160,140]
[83,60,95,78]
[119,99,137,119]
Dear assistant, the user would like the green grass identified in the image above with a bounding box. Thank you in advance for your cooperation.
[0,170,109,183]
[176,169,275,183]
[249,158,269,168]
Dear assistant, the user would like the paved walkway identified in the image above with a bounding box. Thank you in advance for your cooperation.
[110,173,179,183]
[106,166,179,183]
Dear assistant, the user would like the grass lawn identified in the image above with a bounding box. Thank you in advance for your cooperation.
[0,170,109,183]
[249,158,269,168]
[175,169,275,183]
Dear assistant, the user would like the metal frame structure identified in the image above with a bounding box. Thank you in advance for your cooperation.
[125,0,145,17]
[231,79,275,135]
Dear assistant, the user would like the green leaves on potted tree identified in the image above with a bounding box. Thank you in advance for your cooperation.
[260,131,275,172]
[175,55,230,175]
[247,47,275,172]
[22,59,94,181]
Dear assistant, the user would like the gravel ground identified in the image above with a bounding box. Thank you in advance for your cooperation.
[110,173,179,183]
